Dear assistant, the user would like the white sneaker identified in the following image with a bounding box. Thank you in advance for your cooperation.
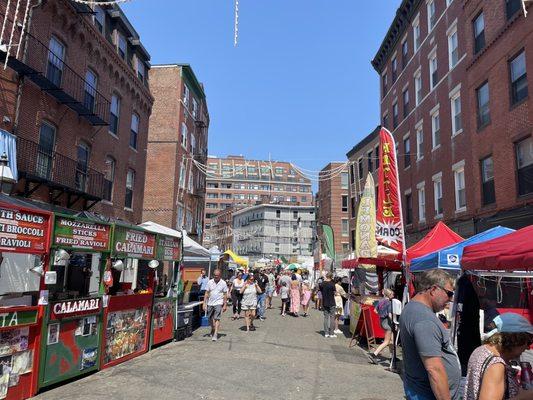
[329,334,338,338]
[211,335,217,341]
[334,329,342,334]
[324,334,330,338]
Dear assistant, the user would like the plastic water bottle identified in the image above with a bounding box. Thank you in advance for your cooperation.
[520,362,533,390]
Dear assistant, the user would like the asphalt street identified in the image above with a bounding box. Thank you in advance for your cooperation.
[33,299,405,400]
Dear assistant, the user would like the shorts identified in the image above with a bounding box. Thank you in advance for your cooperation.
[281,298,289,303]
[380,317,392,331]
[241,303,256,311]
[266,287,274,296]
[207,305,223,321]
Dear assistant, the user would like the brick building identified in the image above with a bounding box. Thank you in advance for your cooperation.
[372,0,473,244]
[316,162,350,258]
[142,64,209,243]
[0,0,152,224]
[346,126,381,251]
[463,0,533,231]
[203,156,313,247]
[210,205,241,251]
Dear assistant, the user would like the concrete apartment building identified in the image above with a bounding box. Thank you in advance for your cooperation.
[372,0,473,244]
[142,64,209,243]
[346,126,381,251]
[463,0,533,231]
[0,0,152,223]
[203,156,313,247]
[232,204,316,263]
[316,162,351,257]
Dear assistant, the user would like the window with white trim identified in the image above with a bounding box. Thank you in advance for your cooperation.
[453,162,466,211]
[427,0,436,32]
[92,6,105,33]
[130,113,139,149]
[183,84,190,108]
[192,98,199,119]
[116,31,127,60]
[415,71,422,106]
[341,219,349,237]
[180,122,188,148]
[516,137,533,196]
[433,173,443,216]
[448,25,459,69]
[431,109,440,149]
[451,91,462,135]
[413,16,421,51]
[109,94,120,136]
[417,182,426,222]
[429,51,438,90]
[125,169,135,209]
[416,124,424,161]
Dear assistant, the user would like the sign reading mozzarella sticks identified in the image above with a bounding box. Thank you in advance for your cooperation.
[53,216,111,251]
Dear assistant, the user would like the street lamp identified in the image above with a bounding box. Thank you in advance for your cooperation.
[0,153,16,195]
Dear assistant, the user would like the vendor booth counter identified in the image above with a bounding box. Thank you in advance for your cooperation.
[0,199,53,400]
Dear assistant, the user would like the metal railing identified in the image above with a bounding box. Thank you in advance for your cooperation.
[0,13,110,125]
[16,136,105,199]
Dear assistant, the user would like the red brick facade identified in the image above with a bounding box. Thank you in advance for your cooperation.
[1,0,153,224]
[142,65,209,243]
[316,162,350,257]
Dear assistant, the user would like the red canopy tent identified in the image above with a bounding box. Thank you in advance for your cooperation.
[406,221,464,263]
[462,225,533,271]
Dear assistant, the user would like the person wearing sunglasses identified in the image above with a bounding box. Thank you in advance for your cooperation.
[400,269,461,400]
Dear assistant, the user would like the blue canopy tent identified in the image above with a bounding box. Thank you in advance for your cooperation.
[410,226,515,272]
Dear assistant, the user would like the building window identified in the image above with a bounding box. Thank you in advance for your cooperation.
[276,210,281,218]
[392,57,398,83]
[448,26,459,69]
[367,150,373,173]
[181,122,188,148]
[117,31,127,60]
[413,17,421,51]
[130,113,139,149]
[179,161,186,189]
[137,58,145,82]
[477,81,490,128]
[516,137,533,196]
[183,84,190,108]
[405,192,413,225]
[451,92,462,135]
[109,95,120,136]
[375,146,380,169]
[510,50,528,105]
[431,109,440,149]
[473,12,485,54]
[36,122,56,179]
[402,40,408,69]
[293,211,298,219]
[92,5,105,33]
[46,36,65,87]
[125,169,135,209]
[342,195,348,212]
[415,72,422,106]
[75,142,90,192]
[403,88,410,117]
[393,102,399,128]
[481,156,495,205]
[351,197,356,217]
[358,158,363,179]
[103,156,115,202]
[506,0,522,19]
[427,0,436,31]
[84,69,97,112]
[341,219,349,237]
[403,136,411,168]
[341,172,349,189]
[433,174,443,216]
[417,184,426,222]
[453,162,466,211]
[416,125,424,161]
[192,98,199,119]
[429,51,438,90]
[382,72,388,97]
[382,113,389,129]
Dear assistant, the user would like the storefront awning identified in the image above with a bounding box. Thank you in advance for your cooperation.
[139,221,181,238]
[221,250,248,267]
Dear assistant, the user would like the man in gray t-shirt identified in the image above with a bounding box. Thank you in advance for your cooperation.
[400,270,461,400]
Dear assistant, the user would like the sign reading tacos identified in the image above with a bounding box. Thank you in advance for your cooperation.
[54,216,111,251]
[51,298,101,319]
[157,235,181,261]
[0,206,50,253]
[113,226,156,259]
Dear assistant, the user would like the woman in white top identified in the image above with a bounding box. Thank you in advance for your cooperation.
[334,277,348,334]
[229,271,245,320]
[240,275,262,332]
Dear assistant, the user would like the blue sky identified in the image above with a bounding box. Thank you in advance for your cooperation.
[123,0,399,175]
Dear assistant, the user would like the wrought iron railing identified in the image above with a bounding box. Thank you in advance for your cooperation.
[16,136,105,199]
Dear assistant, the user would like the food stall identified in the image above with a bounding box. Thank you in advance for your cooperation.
[139,221,182,348]
[38,213,111,389]
[0,196,52,400]
[100,223,156,369]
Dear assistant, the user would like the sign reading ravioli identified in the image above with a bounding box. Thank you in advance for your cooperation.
[0,206,50,253]
[113,226,155,259]
[50,298,102,319]
[156,235,181,261]
[53,216,111,251]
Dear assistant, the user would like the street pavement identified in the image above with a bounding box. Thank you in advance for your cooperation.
[33,299,405,400]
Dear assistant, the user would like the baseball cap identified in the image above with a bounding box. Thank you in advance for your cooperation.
[486,313,533,338]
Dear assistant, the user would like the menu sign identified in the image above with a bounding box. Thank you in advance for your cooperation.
[0,310,38,329]
[54,216,111,251]
[50,298,101,319]
[156,235,181,261]
[113,226,156,259]
[0,206,50,253]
